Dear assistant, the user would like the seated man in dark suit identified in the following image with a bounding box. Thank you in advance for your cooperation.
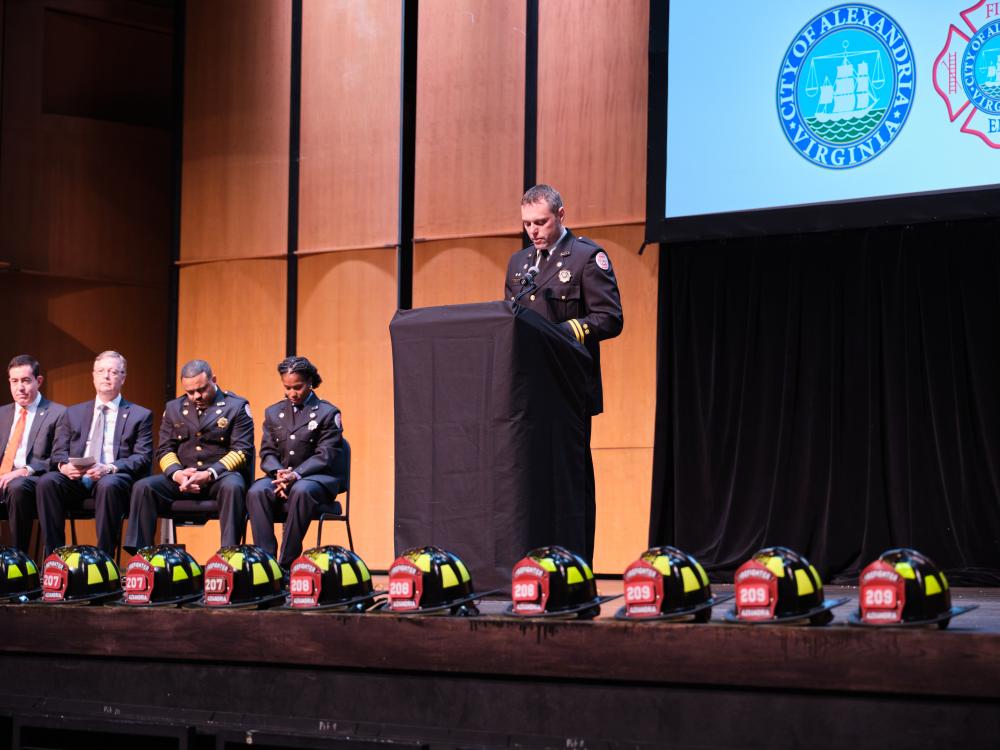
[0,354,65,552]
[247,356,344,569]
[124,359,254,554]
[36,350,153,557]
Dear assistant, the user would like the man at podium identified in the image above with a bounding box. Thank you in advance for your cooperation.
[504,184,624,562]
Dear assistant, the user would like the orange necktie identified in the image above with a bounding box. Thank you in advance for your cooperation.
[0,408,27,475]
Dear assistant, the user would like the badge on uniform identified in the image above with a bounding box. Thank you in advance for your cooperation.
[217,417,229,428]
[558,269,572,283]
[308,420,318,431]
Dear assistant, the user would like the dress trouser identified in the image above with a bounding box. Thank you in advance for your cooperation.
[1,476,38,552]
[123,473,247,553]
[35,472,132,556]
[584,415,595,565]
[247,477,330,567]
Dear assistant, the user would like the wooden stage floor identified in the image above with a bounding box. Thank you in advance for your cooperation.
[0,581,998,749]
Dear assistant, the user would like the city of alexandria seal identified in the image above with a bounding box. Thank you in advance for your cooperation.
[777,5,915,168]
[934,1,1000,148]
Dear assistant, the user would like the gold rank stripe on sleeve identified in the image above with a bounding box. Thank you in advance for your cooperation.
[568,318,585,344]
[219,450,247,472]
[159,452,182,473]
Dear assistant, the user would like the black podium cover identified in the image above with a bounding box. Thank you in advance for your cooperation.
[390,301,593,591]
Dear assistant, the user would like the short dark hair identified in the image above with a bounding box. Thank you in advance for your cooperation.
[180,359,213,379]
[7,355,40,377]
[277,356,322,388]
[521,184,563,213]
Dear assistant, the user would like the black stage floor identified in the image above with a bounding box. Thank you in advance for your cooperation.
[0,583,998,749]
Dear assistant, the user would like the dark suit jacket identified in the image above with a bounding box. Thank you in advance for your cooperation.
[259,392,343,496]
[505,230,624,414]
[51,397,154,479]
[0,396,66,474]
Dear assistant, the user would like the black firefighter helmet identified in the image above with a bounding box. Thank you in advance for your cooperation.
[288,545,376,611]
[509,545,617,619]
[201,544,285,608]
[617,545,725,622]
[40,545,121,604]
[851,548,976,628]
[384,545,483,615]
[728,546,846,625]
[0,545,41,602]
[122,545,204,606]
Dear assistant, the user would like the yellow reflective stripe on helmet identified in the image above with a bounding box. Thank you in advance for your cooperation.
[924,574,943,596]
[341,564,359,586]
[26,560,36,575]
[652,556,672,576]
[87,564,104,585]
[765,556,785,577]
[227,552,245,570]
[151,555,166,568]
[66,552,81,570]
[106,561,119,580]
[680,566,700,593]
[159,452,181,473]
[455,559,471,583]
[251,562,267,585]
[415,553,432,572]
[583,563,594,580]
[539,558,557,572]
[190,562,201,576]
[357,560,371,582]
[808,564,822,589]
[695,562,709,587]
[795,568,815,596]
[268,559,282,580]
[173,565,189,581]
[566,566,584,584]
[894,562,916,579]
[308,550,330,571]
[7,564,22,580]
[940,572,949,590]
[440,565,458,588]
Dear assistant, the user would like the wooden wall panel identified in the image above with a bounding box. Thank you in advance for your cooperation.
[414,0,525,240]
[299,0,401,253]
[174,259,286,562]
[537,0,648,226]
[593,447,654,573]
[297,249,397,568]
[180,0,290,263]
[412,238,520,309]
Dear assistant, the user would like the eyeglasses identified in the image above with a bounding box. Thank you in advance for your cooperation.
[94,369,124,377]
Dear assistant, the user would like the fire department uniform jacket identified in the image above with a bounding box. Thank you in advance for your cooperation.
[504,230,624,415]
[157,389,254,484]
[258,392,343,496]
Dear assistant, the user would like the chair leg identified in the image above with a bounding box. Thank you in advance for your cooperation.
[69,518,78,545]
[345,519,354,552]
[316,517,324,547]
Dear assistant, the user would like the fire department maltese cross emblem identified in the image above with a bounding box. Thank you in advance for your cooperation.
[934,1,1000,148]
[777,4,915,169]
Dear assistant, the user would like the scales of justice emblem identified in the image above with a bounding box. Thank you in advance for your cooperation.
[777,5,915,169]
[933,1,1000,148]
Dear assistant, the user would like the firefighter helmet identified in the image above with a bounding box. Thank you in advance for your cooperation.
[727,546,847,625]
[383,546,487,615]
[0,546,41,603]
[850,548,976,628]
[40,545,121,604]
[201,545,285,608]
[509,545,618,619]
[121,545,204,606]
[615,545,729,622]
[287,545,377,611]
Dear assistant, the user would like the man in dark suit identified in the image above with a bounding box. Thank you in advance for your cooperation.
[504,185,624,563]
[124,359,254,554]
[0,354,65,552]
[35,351,153,556]
[247,356,344,568]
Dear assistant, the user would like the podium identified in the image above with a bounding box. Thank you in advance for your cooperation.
[390,301,593,591]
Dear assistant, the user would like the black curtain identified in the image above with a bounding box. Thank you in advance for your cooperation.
[650,218,1000,585]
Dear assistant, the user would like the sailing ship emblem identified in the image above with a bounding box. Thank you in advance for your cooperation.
[777,5,914,169]
[933,3,1000,148]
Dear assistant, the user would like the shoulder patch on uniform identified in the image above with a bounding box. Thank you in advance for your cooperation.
[595,251,611,271]
[244,404,252,419]
[335,412,342,430]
